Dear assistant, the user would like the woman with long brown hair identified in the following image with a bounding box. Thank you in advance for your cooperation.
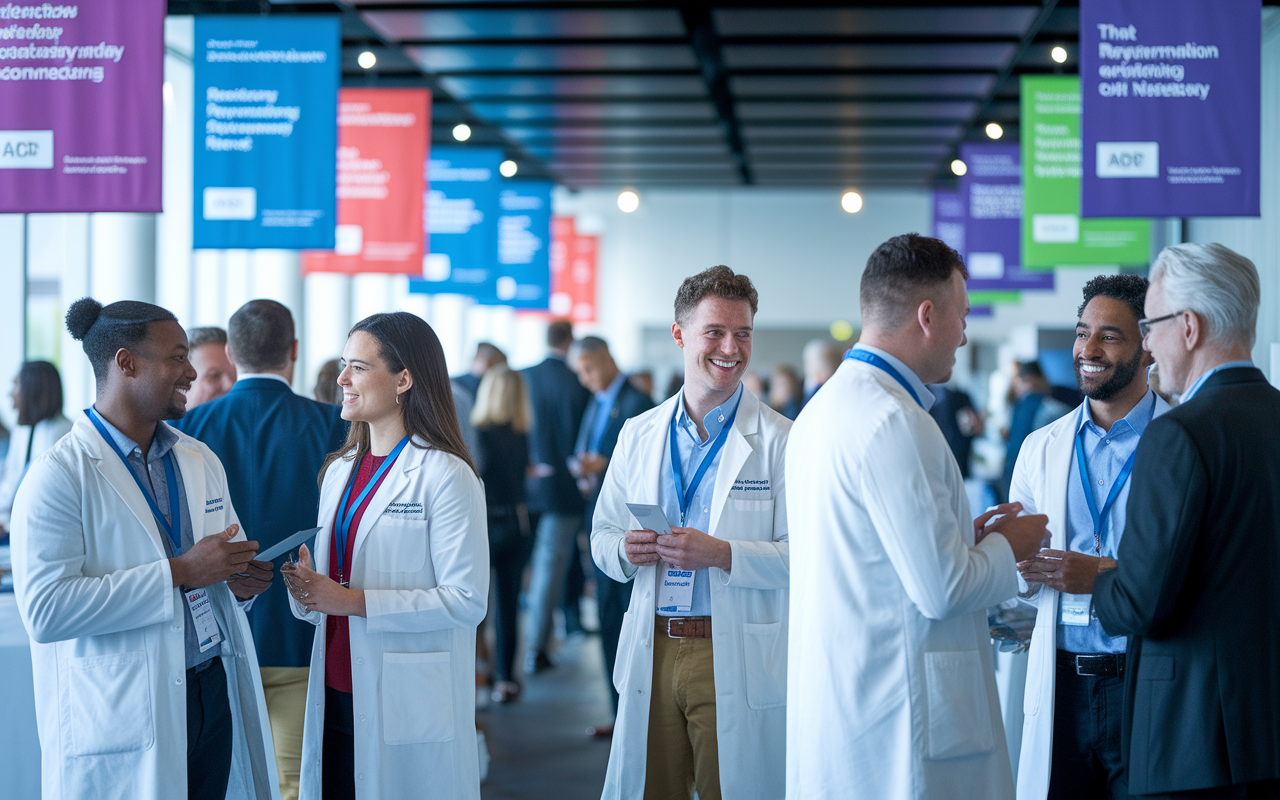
[283,312,488,800]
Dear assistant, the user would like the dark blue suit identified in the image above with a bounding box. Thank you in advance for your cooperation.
[174,377,348,667]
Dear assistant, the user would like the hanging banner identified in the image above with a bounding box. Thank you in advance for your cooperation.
[1021,76,1149,268]
[0,0,164,212]
[301,88,430,274]
[960,143,1054,292]
[192,15,339,249]
[1080,0,1261,217]
[409,146,502,298]
[549,216,597,323]
[479,179,552,308]
[932,191,965,254]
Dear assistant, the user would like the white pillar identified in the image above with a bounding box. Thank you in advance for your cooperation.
[191,249,225,327]
[0,215,25,430]
[304,273,351,399]
[251,250,305,389]
[57,215,94,413]
[89,213,156,305]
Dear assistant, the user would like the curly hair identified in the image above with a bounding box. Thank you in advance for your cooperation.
[1077,273,1149,322]
[674,265,759,325]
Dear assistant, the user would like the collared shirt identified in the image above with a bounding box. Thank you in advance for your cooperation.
[89,407,215,670]
[657,383,743,617]
[588,372,627,453]
[1180,360,1255,403]
[850,343,935,411]
[236,372,293,387]
[1057,391,1157,654]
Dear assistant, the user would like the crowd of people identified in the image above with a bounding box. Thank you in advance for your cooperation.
[2,233,1278,800]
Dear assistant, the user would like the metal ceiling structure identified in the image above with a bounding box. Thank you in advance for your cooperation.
[170,1,1274,190]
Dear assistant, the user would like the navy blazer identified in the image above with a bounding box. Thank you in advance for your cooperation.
[575,380,654,520]
[522,356,591,515]
[174,377,348,668]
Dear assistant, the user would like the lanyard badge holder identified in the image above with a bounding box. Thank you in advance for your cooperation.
[333,436,410,587]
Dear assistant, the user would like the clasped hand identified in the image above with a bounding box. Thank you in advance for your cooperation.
[1018,549,1116,595]
[624,527,731,572]
[170,524,274,601]
[281,543,366,618]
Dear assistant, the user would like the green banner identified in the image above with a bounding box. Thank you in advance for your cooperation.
[1020,76,1149,268]
[968,290,1021,306]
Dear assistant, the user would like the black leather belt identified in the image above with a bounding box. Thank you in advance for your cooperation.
[1057,650,1125,678]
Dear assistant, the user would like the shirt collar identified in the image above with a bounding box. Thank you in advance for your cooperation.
[1181,360,1255,403]
[89,406,179,463]
[851,343,934,411]
[1078,389,1157,438]
[237,372,292,387]
[676,383,744,444]
[596,372,627,405]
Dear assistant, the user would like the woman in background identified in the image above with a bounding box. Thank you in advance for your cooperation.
[283,312,488,800]
[0,362,71,540]
[471,365,533,703]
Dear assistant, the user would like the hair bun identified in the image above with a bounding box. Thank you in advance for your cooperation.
[65,297,104,341]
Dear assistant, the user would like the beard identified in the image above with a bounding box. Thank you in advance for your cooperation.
[1076,347,1145,402]
[162,402,187,420]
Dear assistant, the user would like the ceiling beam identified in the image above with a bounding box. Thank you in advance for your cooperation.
[681,6,752,184]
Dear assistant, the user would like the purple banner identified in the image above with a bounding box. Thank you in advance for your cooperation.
[959,143,1054,292]
[0,0,164,212]
[1080,0,1261,217]
[969,305,994,318]
[932,190,965,254]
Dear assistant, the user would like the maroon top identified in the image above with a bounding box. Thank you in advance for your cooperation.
[326,452,388,693]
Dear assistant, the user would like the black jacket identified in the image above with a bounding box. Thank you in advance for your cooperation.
[1095,367,1280,795]
[575,380,655,518]
[522,356,590,515]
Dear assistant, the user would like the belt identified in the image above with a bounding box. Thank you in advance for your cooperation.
[1057,650,1125,678]
[656,615,712,639]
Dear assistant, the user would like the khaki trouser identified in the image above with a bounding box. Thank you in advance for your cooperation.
[643,617,721,800]
[260,666,309,800]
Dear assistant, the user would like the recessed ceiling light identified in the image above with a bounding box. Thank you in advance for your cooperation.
[985,122,1003,140]
[357,51,376,69]
[1051,46,1068,63]
[951,159,968,176]
[840,191,863,213]
[617,189,640,213]
[499,160,517,178]
[452,123,472,142]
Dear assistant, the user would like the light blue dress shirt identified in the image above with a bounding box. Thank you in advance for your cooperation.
[1057,391,1156,654]
[588,372,628,453]
[89,407,216,670]
[656,384,743,618]
[850,343,935,411]
[1180,360,1255,403]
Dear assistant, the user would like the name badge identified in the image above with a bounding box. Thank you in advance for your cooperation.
[658,566,695,614]
[185,588,224,652]
[1059,593,1092,627]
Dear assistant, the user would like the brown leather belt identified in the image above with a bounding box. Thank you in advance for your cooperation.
[656,615,712,639]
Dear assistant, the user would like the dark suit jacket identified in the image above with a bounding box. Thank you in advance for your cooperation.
[174,377,349,668]
[453,373,481,399]
[522,355,590,515]
[1095,367,1280,795]
[575,380,655,518]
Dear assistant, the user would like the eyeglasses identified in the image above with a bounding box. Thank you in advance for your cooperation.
[1138,310,1185,337]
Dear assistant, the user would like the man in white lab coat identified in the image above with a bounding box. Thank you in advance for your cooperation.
[786,233,1050,800]
[11,297,279,800]
[1013,275,1168,800]
[592,265,791,800]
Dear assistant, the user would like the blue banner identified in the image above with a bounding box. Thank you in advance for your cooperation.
[409,146,502,298]
[960,143,1053,292]
[1080,0,1261,217]
[192,16,339,249]
[481,180,553,308]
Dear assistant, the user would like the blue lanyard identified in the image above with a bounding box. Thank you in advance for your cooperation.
[1073,410,1139,556]
[333,437,410,582]
[669,402,738,526]
[85,410,183,553]
[845,348,926,409]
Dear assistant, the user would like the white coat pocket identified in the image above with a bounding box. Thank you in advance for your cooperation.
[368,520,428,573]
[613,609,638,692]
[67,651,154,756]
[923,650,995,760]
[741,621,786,710]
[382,651,455,745]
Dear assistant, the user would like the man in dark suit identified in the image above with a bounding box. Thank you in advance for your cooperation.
[521,320,591,674]
[1094,243,1280,800]
[569,336,655,735]
[453,341,507,399]
[174,300,347,800]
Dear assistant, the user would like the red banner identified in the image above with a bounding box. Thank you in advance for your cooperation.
[302,88,430,274]
[548,216,597,323]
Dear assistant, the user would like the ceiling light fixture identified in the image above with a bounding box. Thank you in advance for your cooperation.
[840,191,863,213]
[357,51,376,70]
[985,122,1003,140]
[499,160,518,178]
[452,123,472,142]
[617,189,640,213]
[951,159,968,176]
[1051,46,1068,64]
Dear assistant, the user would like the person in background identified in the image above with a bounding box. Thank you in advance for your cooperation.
[471,365,534,704]
[928,384,983,479]
[567,336,655,737]
[768,364,803,420]
[173,299,347,800]
[186,326,236,409]
[1094,244,1280,799]
[801,338,843,407]
[314,358,342,405]
[664,373,685,400]
[742,370,767,399]
[521,320,590,674]
[0,361,72,540]
[455,342,508,399]
[1001,360,1072,501]
[283,312,488,800]
[628,370,654,401]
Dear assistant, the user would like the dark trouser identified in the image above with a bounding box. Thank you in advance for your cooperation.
[562,531,586,633]
[1143,781,1280,799]
[323,687,355,800]
[595,561,633,714]
[187,656,234,800]
[489,505,531,683]
[1048,656,1130,800]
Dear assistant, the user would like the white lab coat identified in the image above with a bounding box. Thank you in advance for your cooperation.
[0,413,72,528]
[591,388,791,800]
[289,439,488,800]
[786,358,1018,800]
[1012,394,1169,800]
[10,414,279,800]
